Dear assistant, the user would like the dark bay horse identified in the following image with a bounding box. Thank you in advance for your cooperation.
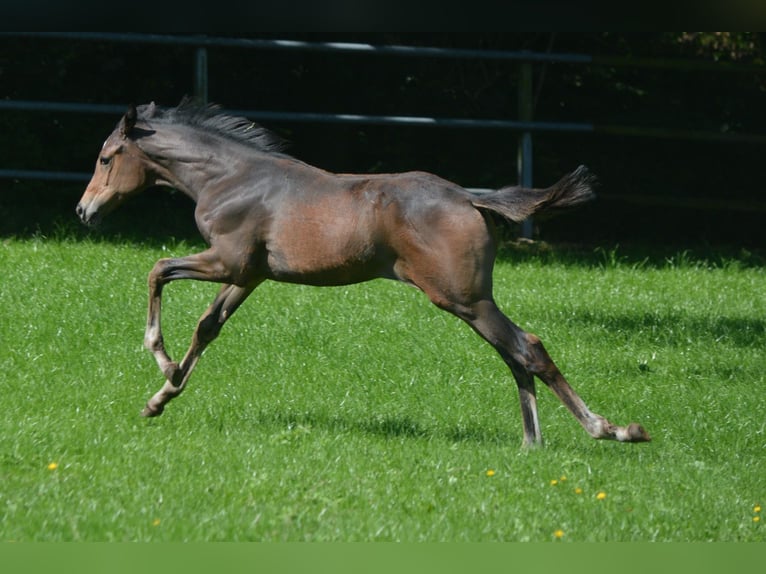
[76,100,650,447]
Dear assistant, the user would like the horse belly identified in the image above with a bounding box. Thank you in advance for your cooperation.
[265,209,389,286]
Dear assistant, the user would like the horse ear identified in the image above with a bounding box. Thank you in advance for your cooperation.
[120,103,137,138]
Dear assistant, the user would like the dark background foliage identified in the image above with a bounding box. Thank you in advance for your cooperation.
[1,33,764,249]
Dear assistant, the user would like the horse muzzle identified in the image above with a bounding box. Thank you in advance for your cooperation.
[76,201,102,227]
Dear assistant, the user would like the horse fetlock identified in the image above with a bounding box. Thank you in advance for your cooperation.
[582,416,608,439]
[162,362,183,387]
[590,417,651,443]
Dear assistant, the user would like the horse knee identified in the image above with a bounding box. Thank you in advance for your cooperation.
[144,327,163,352]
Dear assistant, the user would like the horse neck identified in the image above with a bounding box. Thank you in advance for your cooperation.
[139,126,265,203]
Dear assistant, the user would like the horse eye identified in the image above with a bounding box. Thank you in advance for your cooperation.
[100,156,112,166]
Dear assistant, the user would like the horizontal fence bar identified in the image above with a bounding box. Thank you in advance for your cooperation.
[593,54,766,74]
[0,100,125,115]
[0,167,492,193]
[3,100,763,144]
[1,32,593,65]
[231,109,594,132]
[595,124,766,144]
[4,32,764,73]
[0,99,593,132]
[601,192,766,214]
[0,169,91,182]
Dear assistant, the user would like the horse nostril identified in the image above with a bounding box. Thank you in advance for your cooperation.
[76,203,89,224]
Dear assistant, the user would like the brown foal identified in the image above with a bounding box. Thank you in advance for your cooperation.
[76,100,650,447]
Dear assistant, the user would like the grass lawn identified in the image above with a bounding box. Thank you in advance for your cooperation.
[0,235,764,541]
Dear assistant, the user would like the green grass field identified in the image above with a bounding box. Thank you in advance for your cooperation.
[1,235,764,541]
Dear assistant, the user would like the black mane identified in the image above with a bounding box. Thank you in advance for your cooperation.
[136,98,289,155]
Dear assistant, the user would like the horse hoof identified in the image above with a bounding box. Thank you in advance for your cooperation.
[141,403,164,417]
[626,422,651,442]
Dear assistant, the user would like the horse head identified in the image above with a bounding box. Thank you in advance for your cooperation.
[76,103,155,226]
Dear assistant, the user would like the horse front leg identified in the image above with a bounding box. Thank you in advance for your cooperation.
[144,254,221,382]
[142,281,259,417]
[141,250,233,415]
[144,275,181,386]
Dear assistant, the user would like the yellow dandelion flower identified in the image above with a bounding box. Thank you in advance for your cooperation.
[754,505,762,513]
[550,479,558,486]
[554,529,564,539]
[560,475,567,482]
[486,469,496,477]
[47,462,58,471]
[596,491,607,500]
[152,518,161,527]
[753,516,761,523]
[574,487,583,495]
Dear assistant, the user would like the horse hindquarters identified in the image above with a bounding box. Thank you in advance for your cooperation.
[386,198,649,446]
[387,197,497,308]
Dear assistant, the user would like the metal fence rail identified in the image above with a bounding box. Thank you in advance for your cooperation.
[0,98,595,133]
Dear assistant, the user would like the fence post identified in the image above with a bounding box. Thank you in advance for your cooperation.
[194,46,209,104]
[517,61,534,239]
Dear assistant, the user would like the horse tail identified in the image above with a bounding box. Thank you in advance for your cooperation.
[468,165,597,223]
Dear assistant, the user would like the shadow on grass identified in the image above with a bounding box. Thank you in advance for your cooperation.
[568,309,766,349]
[246,409,515,446]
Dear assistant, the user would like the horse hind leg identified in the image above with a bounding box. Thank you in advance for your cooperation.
[142,282,258,417]
[391,209,648,446]
[454,299,650,446]
[508,363,543,447]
